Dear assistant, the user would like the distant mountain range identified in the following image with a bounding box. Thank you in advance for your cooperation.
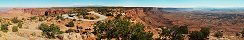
[0,8,9,12]
[70,5,123,7]
[159,7,244,12]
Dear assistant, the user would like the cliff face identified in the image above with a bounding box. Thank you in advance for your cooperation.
[124,7,244,39]
[125,8,172,28]
[125,8,174,38]
[23,8,72,16]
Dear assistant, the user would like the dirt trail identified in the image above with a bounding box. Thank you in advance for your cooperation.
[63,11,108,21]
[80,11,108,21]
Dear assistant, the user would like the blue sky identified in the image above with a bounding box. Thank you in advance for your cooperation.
[0,0,244,8]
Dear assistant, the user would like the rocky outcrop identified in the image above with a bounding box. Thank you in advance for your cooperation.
[125,8,172,28]
[23,8,72,16]
[125,8,173,39]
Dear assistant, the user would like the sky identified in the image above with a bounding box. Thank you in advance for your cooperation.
[0,0,244,8]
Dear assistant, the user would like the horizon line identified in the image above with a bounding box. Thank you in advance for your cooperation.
[1,6,244,8]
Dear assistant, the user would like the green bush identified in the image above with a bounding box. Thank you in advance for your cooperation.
[131,32,153,40]
[38,23,49,31]
[159,26,172,39]
[65,29,74,33]
[38,23,63,39]
[56,15,63,20]
[65,21,74,27]
[83,16,89,19]
[93,19,153,40]
[170,26,188,40]
[12,26,18,32]
[78,12,89,16]
[17,23,22,28]
[11,17,21,23]
[188,27,210,40]
[158,25,189,40]
[177,26,188,34]
[214,31,223,38]
[200,27,210,38]
[1,24,8,32]
[189,31,204,40]
[171,34,183,40]
[30,16,37,20]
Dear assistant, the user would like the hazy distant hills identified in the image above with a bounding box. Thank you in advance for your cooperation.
[71,5,106,7]
[160,7,244,13]
[70,5,123,7]
[0,8,9,12]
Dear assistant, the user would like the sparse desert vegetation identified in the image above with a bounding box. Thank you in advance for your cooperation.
[0,7,243,40]
[1,23,9,32]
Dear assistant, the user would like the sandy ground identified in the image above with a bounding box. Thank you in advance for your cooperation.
[0,20,48,40]
[0,8,43,40]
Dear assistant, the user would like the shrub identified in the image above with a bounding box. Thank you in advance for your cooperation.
[200,27,210,38]
[38,23,49,31]
[65,21,74,27]
[90,17,95,20]
[17,23,22,28]
[65,29,74,33]
[30,16,37,20]
[115,14,122,19]
[12,26,18,32]
[171,34,183,40]
[49,24,63,34]
[93,19,153,40]
[131,32,153,40]
[189,31,204,40]
[214,31,223,38]
[38,17,44,21]
[78,12,89,16]
[0,17,2,22]
[159,26,171,39]
[1,24,8,32]
[158,25,189,40]
[11,17,21,23]
[45,11,49,16]
[56,15,63,20]
[31,32,36,36]
[241,28,244,37]
[105,13,113,16]
[130,23,153,40]
[83,16,89,19]
[235,32,240,36]
[177,26,188,34]
[38,23,63,39]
